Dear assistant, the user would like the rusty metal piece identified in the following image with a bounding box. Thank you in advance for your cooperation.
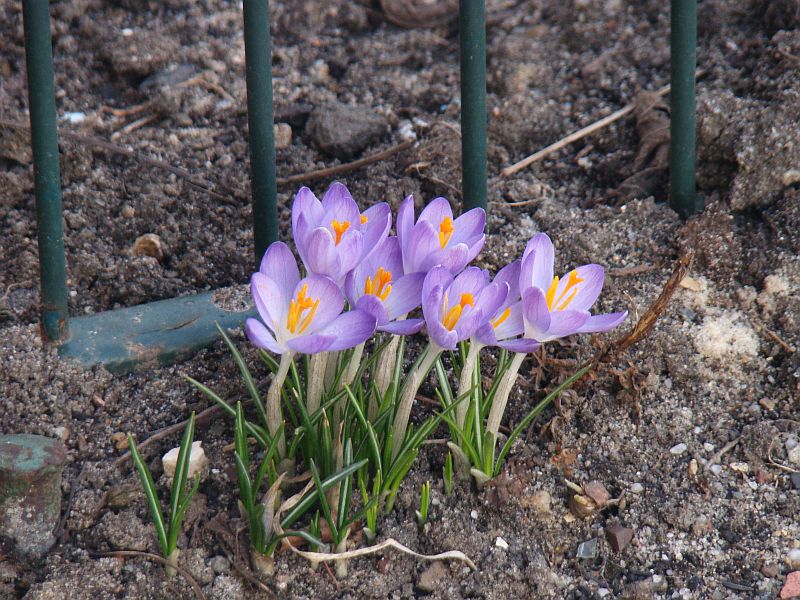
[0,435,67,559]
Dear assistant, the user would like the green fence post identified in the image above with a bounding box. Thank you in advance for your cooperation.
[669,0,699,218]
[243,0,278,267]
[459,0,488,213]
[22,0,69,341]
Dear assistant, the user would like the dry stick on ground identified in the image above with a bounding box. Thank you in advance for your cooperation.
[500,70,704,178]
[276,140,414,187]
[97,550,207,600]
[0,120,243,205]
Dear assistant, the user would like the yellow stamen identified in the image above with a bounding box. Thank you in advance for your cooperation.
[360,214,368,225]
[492,307,511,329]
[364,267,393,302]
[546,269,584,311]
[331,220,350,245]
[442,292,475,331]
[286,284,319,334]
[438,216,454,249]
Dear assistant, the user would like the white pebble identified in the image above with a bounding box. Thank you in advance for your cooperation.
[786,437,798,451]
[747,480,758,491]
[670,443,688,455]
[121,27,134,36]
[162,441,208,479]
[598,588,611,598]
[710,464,722,476]
[788,548,800,569]
[495,537,509,550]
[63,112,85,124]
[703,442,715,452]
[470,510,478,520]
[788,445,800,466]
[630,483,644,494]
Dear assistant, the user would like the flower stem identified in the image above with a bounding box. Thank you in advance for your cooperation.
[391,345,440,462]
[374,334,400,400]
[306,352,329,416]
[485,352,526,441]
[342,342,365,389]
[267,352,293,457]
[455,341,483,430]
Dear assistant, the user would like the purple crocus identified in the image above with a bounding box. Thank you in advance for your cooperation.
[519,233,627,342]
[344,236,426,336]
[245,241,377,355]
[396,195,485,275]
[474,260,540,353]
[292,182,391,284]
[421,266,508,351]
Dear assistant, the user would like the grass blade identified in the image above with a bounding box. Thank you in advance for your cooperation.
[128,434,168,556]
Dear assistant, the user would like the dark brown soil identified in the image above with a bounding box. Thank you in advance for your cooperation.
[1,0,799,598]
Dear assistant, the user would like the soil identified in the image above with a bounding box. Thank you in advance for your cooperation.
[1,0,799,598]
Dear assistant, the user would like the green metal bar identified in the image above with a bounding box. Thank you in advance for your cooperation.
[669,0,700,218]
[459,0,488,213]
[243,0,278,266]
[22,0,69,341]
[59,292,256,374]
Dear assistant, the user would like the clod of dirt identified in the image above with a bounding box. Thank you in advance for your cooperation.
[416,560,449,593]
[100,29,181,78]
[131,234,166,261]
[305,103,389,160]
[380,0,458,29]
[692,311,759,362]
[568,481,611,519]
[274,123,293,149]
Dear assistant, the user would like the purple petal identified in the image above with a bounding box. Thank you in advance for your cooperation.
[492,301,524,341]
[522,287,552,338]
[418,197,453,228]
[292,187,323,235]
[440,243,470,274]
[553,264,605,312]
[449,267,490,299]
[318,310,377,351]
[335,228,364,276]
[576,311,628,334]
[258,242,300,299]
[428,317,458,350]
[321,182,360,225]
[355,294,390,325]
[547,310,590,338]
[360,203,392,261]
[474,282,509,325]
[396,195,415,255]
[521,233,554,292]
[245,318,284,354]
[304,228,341,278]
[379,318,425,335]
[344,271,359,306]
[475,323,499,347]
[450,208,485,246]
[382,272,425,319]
[405,220,441,274]
[294,212,313,267]
[251,272,284,330]
[422,267,453,315]
[287,333,336,354]
[497,338,540,353]
[452,309,484,341]
[494,260,522,307]
[299,275,344,331]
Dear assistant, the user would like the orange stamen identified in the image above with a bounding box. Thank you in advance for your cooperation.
[331,220,350,245]
[492,307,511,329]
[546,269,584,311]
[286,284,319,333]
[438,217,454,249]
[364,267,393,302]
[360,214,368,225]
[442,292,475,331]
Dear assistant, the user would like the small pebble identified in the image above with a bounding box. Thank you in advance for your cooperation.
[781,571,800,599]
[495,537,509,550]
[274,123,292,149]
[63,112,85,124]
[630,483,644,494]
[729,462,749,473]
[111,432,128,451]
[605,524,635,553]
[132,233,165,261]
[598,588,610,598]
[703,442,715,452]
[788,445,800,466]
[791,472,800,490]
[670,443,688,455]
[787,548,800,570]
[209,555,230,575]
[710,464,722,476]
[470,510,478,520]
[747,480,758,491]
[577,538,598,559]
[121,204,135,219]
[787,438,799,452]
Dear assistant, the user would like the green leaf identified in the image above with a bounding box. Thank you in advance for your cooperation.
[216,323,269,429]
[309,460,338,541]
[167,412,196,550]
[128,434,168,556]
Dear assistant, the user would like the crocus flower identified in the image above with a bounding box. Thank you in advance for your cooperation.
[292,182,391,284]
[474,260,540,353]
[519,233,627,342]
[344,236,426,335]
[396,195,485,275]
[245,241,377,355]
[421,266,508,351]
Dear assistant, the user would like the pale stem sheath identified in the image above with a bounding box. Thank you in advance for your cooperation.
[455,341,484,429]
[485,352,526,440]
[342,342,365,389]
[267,352,293,457]
[306,351,329,416]
[391,345,440,461]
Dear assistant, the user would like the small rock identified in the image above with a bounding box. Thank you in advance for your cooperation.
[605,524,635,553]
[730,462,750,474]
[761,563,779,578]
[583,481,611,506]
[132,233,165,261]
[577,538,598,559]
[710,464,723,476]
[703,442,715,452]
[787,548,800,570]
[629,483,644,494]
[790,472,800,490]
[416,561,448,593]
[788,446,800,466]
[782,571,800,599]
[783,169,800,187]
[495,537,509,550]
[520,490,551,514]
[111,432,129,451]
[688,459,698,477]
[274,123,292,149]
[120,204,135,219]
[598,588,611,598]
[106,484,142,509]
[162,441,208,479]
[306,103,388,159]
[670,443,688,455]
[787,438,799,452]
[470,510,478,519]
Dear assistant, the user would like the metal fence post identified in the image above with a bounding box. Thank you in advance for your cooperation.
[22,0,70,341]
[459,0,488,213]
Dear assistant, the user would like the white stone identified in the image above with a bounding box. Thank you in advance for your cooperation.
[747,480,758,491]
[598,587,611,597]
[710,464,722,476]
[470,510,478,520]
[703,442,715,452]
[630,483,644,494]
[787,548,800,569]
[670,443,688,455]
[162,441,208,479]
[788,445,800,466]
[495,537,509,550]
[63,112,85,124]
